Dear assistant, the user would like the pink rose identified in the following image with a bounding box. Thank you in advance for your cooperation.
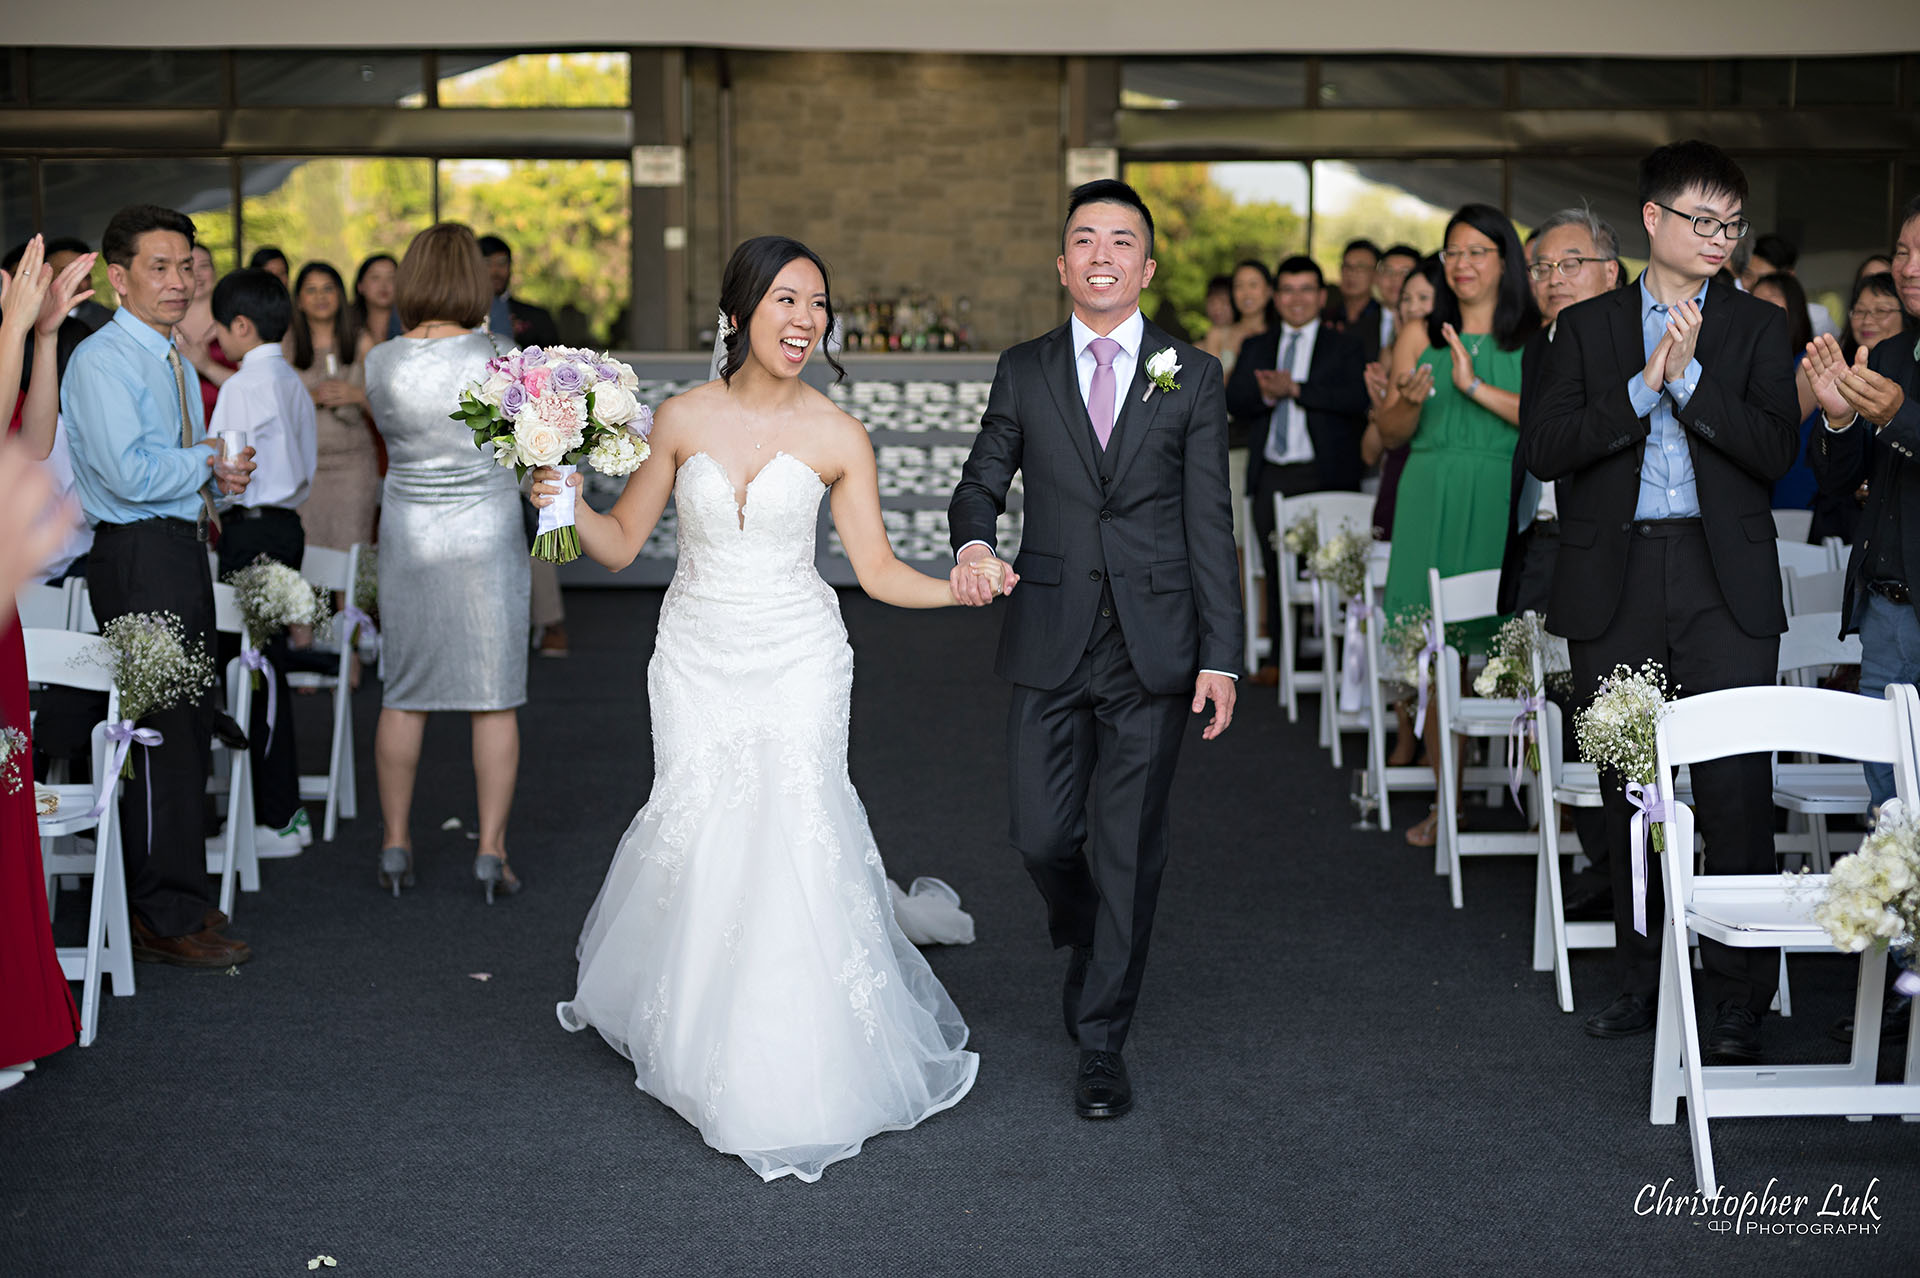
[520,367,552,397]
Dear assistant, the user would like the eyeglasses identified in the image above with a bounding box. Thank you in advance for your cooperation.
[1849,305,1904,322]
[1439,246,1500,265]
[1527,257,1614,281]
[1652,202,1751,241]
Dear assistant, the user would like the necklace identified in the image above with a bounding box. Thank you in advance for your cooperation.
[1465,333,1485,357]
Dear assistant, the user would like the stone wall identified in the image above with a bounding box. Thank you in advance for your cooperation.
[691,51,1068,353]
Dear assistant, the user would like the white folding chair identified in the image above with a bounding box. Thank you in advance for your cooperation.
[15,582,72,631]
[1530,675,1615,1012]
[1775,538,1831,581]
[1271,492,1374,724]
[1316,540,1390,769]
[1770,508,1814,544]
[71,580,100,634]
[292,543,364,842]
[1784,568,1846,618]
[1241,497,1267,674]
[1771,611,1867,888]
[1358,547,1435,829]
[24,628,132,1047]
[204,582,259,916]
[1428,569,1537,908]
[1820,535,1848,569]
[1648,684,1920,1197]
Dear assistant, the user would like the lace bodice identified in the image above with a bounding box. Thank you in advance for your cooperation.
[668,451,827,601]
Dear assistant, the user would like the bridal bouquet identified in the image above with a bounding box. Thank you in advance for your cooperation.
[80,612,216,778]
[0,725,26,795]
[1574,661,1673,934]
[454,345,655,562]
[1308,522,1368,602]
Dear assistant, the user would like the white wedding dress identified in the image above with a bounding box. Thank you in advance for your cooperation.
[557,449,979,1183]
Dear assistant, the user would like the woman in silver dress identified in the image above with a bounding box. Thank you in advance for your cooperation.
[365,222,529,902]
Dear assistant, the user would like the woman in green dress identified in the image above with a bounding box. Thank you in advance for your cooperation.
[1374,204,1541,845]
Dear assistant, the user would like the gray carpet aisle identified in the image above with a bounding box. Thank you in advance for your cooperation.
[3,590,1914,1276]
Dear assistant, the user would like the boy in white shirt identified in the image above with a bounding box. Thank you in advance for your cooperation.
[210,268,318,855]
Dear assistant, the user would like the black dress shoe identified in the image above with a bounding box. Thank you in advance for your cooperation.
[1074,1049,1132,1119]
[1704,1001,1762,1065]
[1562,878,1614,922]
[212,711,249,751]
[1063,946,1091,1043]
[1826,997,1911,1046]
[1584,991,1656,1038]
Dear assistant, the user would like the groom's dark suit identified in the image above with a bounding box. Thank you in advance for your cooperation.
[951,313,1241,1053]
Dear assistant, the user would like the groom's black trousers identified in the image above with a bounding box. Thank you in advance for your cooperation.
[1007,608,1189,1054]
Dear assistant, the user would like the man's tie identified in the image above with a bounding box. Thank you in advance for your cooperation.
[167,345,221,536]
[1088,336,1120,450]
[1268,330,1302,463]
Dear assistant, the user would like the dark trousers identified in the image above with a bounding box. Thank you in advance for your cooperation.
[87,521,216,937]
[1250,460,1334,655]
[1007,616,1189,1054]
[1567,520,1780,1012]
[217,509,305,829]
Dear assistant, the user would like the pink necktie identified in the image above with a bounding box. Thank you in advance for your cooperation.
[1088,337,1120,450]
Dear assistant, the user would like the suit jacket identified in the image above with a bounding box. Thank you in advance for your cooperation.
[950,318,1243,694]
[1324,298,1384,363]
[1496,328,1553,614]
[1809,332,1920,637]
[509,297,560,348]
[1224,325,1370,495]
[1518,275,1799,642]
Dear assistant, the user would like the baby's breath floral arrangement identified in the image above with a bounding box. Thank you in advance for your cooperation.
[226,558,329,651]
[1575,660,1673,934]
[1800,801,1919,979]
[1381,604,1434,690]
[0,725,26,795]
[1280,512,1318,561]
[1308,522,1368,601]
[1473,615,1544,700]
[81,612,216,775]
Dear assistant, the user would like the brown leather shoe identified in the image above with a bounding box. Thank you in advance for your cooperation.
[131,916,252,968]
[201,907,230,932]
[1249,666,1280,687]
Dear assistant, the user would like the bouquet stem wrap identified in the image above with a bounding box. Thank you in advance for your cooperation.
[241,646,276,754]
[1624,781,1670,937]
[534,463,582,564]
[1506,695,1544,811]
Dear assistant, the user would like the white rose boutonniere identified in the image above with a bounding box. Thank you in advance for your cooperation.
[1143,347,1182,402]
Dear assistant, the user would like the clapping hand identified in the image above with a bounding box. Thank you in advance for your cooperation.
[37,249,95,336]
[1253,367,1295,403]
[1834,343,1907,427]
[951,543,1018,606]
[0,235,52,340]
[1392,362,1434,408]
[1439,323,1477,393]
[1661,299,1703,385]
[1804,334,1855,423]
[1363,359,1390,409]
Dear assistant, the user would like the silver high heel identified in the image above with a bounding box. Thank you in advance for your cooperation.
[474,854,521,905]
[378,846,414,897]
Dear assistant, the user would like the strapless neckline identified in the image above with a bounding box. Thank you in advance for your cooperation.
[682,450,824,532]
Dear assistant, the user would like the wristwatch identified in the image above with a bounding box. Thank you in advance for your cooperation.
[1466,376,1484,397]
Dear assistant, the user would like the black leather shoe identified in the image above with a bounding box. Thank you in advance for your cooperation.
[1826,997,1911,1046]
[1063,946,1091,1043]
[1074,1049,1132,1119]
[1584,991,1656,1038]
[1704,1001,1762,1065]
[212,711,249,751]
[1563,877,1614,922]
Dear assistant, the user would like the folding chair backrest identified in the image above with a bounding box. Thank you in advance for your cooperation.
[1774,538,1830,577]
[211,582,244,638]
[1770,509,1814,544]
[300,544,358,594]
[1428,567,1503,630]
[1275,491,1374,545]
[1785,568,1845,617]
[72,581,99,634]
[22,628,113,695]
[15,583,71,630]
[1657,685,1915,780]
[1777,611,1859,679]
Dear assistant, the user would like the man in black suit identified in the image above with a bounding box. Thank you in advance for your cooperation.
[478,234,560,348]
[1225,255,1369,683]
[1521,141,1800,1062]
[1323,238,1385,363]
[950,179,1242,1120]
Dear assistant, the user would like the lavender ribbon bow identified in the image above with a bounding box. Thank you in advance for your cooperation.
[1624,781,1669,937]
[1897,969,1920,999]
[88,721,163,860]
[339,605,379,657]
[242,646,276,754]
[1413,620,1443,727]
[1506,694,1545,810]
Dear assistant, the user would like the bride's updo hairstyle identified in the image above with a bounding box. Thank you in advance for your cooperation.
[717,235,847,386]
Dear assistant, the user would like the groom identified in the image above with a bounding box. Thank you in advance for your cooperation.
[950,180,1242,1119]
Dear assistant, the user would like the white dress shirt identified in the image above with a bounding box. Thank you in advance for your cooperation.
[209,343,318,510]
[1263,318,1320,466]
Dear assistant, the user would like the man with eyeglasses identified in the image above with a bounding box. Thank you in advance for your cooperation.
[1323,239,1386,363]
[1805,195,1920,1047]
[1522,141,1800,1064]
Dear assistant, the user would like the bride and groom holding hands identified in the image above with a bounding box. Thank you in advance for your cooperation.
[534,179,1243,1182]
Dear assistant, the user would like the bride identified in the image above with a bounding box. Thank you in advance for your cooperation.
[536,236,1008,1183]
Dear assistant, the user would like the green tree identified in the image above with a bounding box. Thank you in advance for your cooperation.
[437,53,630,108]
[1126,163,1306,339]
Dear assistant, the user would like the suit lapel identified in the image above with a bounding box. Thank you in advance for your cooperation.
[1104,321,1169,489]
[1695,276,1733,374]
[1609,280,1644,386]
[1039,324,1103,489]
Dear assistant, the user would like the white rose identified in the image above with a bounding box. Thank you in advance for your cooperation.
[514,421,568,469]
[478,370,514,406]
[1145,347,1181,381]
[617,363,640,391]
[590,383,640,429]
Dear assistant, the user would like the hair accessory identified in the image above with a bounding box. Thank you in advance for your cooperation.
[716,311,735,341]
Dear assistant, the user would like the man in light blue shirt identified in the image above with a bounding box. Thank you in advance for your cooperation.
[1627,275,1707,519]
[61,203,257,967]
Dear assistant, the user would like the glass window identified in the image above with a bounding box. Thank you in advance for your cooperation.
[1513,59,1702,109]
[1123,161,1308,340]
[236,158,434,284]
[1713,59,1792,107]
[1740,158,1891,308]
[1120,58,1306,109]
[0,161,33,261]
[435,52,630,108]
[40,159,233,266]
[0,52,16,104]
[437,159,631,348]
[29,48,224,106]
[1311,160,1503,275]
[1316,58,1504,109]
[1794,56,1899,106]
[234,53,428,107]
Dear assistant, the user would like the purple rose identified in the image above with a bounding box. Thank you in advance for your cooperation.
[595,361,622,384]
[627,403,655,439]
[499,382,529,418]
[550,361,586,396]
[520,345,548,368]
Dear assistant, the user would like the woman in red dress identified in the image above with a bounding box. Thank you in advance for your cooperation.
[0,235,98,1086]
